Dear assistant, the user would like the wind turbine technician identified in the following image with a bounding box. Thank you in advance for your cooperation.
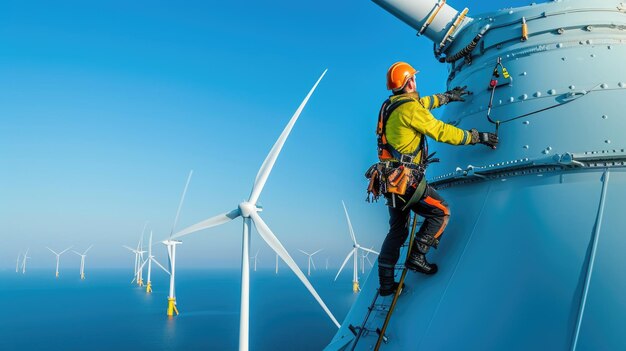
[367,62,499,296]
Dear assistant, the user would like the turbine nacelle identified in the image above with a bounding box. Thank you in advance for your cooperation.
[238,202,261,218]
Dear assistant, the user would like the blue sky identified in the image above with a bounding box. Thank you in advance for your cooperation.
[0,0,532,270]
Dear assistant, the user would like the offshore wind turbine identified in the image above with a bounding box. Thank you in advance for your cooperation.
[137,231,170,293]
[170,70,339,351]
[16,252,21,273]
[72,245,93,280]
[47,246,72,278]
[250,250,260,272]
[298,249,323,276]
[163,169,193,316]
[360,248,374,274]
[123,240,146,286]
[334,201,380,292]
[21,249,31,274]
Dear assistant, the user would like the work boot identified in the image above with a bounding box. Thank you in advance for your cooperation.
[378,266,399,297]
[405,237,438,275]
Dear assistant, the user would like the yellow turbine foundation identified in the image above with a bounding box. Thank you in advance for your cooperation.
[138,278,144,287]
[56,272,59,278]
[146,282,152,293]
[353,281,360,293]
[81,273,85,280]
[167,298,179,317]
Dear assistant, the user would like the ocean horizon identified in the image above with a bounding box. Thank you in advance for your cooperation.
[0,268,363,350]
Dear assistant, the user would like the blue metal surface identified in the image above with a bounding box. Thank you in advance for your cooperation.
[327,0,626,349]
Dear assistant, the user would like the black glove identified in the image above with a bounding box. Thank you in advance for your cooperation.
[470,129,498,149]
[444,85,471,102]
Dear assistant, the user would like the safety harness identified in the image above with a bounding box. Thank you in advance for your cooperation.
[366,97,437,208]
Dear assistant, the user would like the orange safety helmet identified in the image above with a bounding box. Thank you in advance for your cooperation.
[386,62,419,91]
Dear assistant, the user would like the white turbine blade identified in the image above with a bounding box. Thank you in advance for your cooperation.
[170,170,193,237]
[172,208,241,239]
[137,259,148,272]
[152,257,170,275]
[366,255,373,267]
[341,201,358,245]
[334,249,355,281]
[46,247,59,255]
[71,250,82,256]
[248,69,328,204]
[250,211,340,328]
[298,249,310,256]
[59,246,72,255]
[311,257,317,270]
[360,247,380,255]
[83,245,93,255]
[311,249,323,256]
[148,231,153,257]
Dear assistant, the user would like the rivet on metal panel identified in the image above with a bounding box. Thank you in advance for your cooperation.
[543,149,550,154]
[522,72,527,76]
[619,82,625,88]
[547,147,553,151]
[605,140,611,144]
[509,97,515,102]
[602,115,608,119]
[585,25,593,31]
[591,54,596,58]
[557,28,565,35]
[569,85,576,90]
[608,45,613,50]
[499,100,503,105]
[523,145,529,149]
[601,84,608,89]
[534,91,542,97]
[548,89,556,95]
[523,121,530,125]
[556,43,563,48]
[586,39,593,44]
[521,94,528,100]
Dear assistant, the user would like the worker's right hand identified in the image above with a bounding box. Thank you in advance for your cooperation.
[470,129,498,149]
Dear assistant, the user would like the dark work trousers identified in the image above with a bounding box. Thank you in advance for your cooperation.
[378,185,450,269]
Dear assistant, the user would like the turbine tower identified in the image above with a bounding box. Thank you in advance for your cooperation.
[360,248,374,274]
[72,245,93,280]
[275,253,279,275]
[16,252,21,273]
[21,249,31,274]
[171,70,339,351]
[298,249,323,276]
[163,169,193,316]
[250,250,260,272]
[47,246,72,278]
[138,231,170,293]
[334,201,379,292]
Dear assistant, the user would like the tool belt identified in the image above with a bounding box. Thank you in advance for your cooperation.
[365,161,426,203]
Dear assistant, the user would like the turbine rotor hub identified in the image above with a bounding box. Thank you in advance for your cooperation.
[238,201,258,218]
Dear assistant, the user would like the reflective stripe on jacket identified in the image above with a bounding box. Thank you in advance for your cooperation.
[385,92,470,164]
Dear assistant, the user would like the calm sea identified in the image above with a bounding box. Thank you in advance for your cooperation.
[0,268,362,350]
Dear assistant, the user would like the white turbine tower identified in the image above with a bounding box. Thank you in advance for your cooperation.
[250,250,260,272]
[123,239,146,286]
[326,257,329,271]
[47,246,72,278]
[21,249,31,274]
[16,252,21,273]
[275,253,279,275]
[163,169,193,317]
[72,245,93,280]
[361,248,374,274]
[137,231,170,293]
[170,70,339,351]
[298,249,323,276]
[335,201,380,292]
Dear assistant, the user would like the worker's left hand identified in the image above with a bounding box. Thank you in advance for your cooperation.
[445,86,471,102]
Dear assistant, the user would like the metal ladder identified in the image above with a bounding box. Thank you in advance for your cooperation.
[348,215,421,350]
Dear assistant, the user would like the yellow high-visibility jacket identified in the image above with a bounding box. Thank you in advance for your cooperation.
[385,92,471,164]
